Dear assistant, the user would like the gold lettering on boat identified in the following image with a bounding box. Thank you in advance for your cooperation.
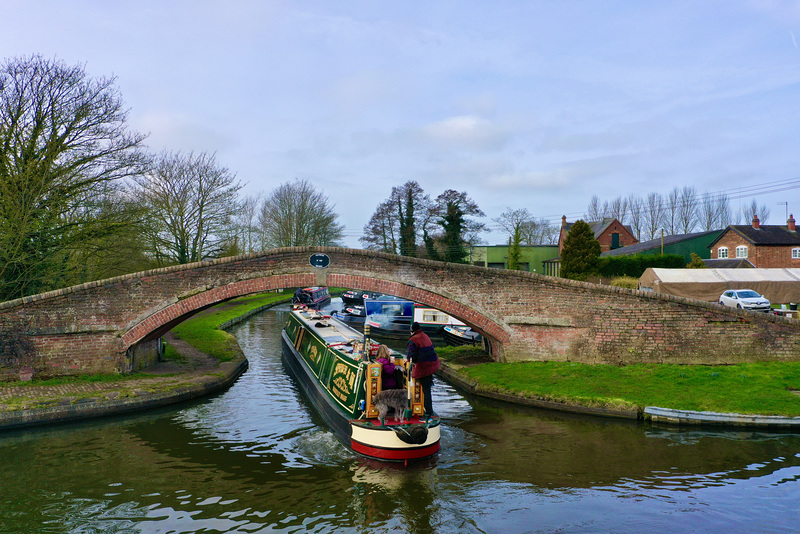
[332,362,354,399]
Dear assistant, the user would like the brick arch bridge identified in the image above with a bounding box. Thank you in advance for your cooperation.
[1,247,800,378]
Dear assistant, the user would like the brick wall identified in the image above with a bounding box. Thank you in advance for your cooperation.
[1,246,800,379]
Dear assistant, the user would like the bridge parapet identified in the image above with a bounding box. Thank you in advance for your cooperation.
[1,247,799,379]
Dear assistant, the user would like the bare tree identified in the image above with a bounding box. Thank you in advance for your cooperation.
[586,195,602,221]
[739,199,771,225]
[0,55,148,299]
[132,151,242,265]
[642,192,666,240]
[258,178,344,248]
[361,200,399,253]
[607,196,628,224]
[663,187,681,235]
[494,207,533,237]
[521,217,558,245]
[626,194,644,240]
[232,194,261,254]
[677,186,699,234]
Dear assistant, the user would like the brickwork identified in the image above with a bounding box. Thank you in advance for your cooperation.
[711,230,800,268]
[1,246,800,378]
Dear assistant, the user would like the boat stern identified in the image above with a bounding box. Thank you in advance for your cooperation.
[349,417,441,462]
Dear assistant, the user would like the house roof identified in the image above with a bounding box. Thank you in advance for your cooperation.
[708,225,800,247]
[600,230,719,257]
[703,258,754,268]
[563,218,635,239]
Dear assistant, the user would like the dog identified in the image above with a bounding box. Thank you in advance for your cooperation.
[372,389,408,424]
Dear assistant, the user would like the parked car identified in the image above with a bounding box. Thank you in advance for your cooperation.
[718,289,771,312]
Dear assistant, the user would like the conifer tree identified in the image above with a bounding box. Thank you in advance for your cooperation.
[561,220,601,280]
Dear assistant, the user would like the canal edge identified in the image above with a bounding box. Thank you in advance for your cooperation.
[438,363,800,430]
[0,358,249,431]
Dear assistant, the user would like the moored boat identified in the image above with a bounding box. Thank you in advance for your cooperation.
[281,305,441,462]
[291,286,331,309]
[331,304,366,330]
[442,324,482,346]
[364,298,414,339]
[341,289,383,306]
[413,304,466,335]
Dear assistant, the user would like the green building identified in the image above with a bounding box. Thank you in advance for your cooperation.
[468,245,559,274]
[600,230,723,263]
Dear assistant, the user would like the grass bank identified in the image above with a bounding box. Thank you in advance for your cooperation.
[438,346,800,416]
[168,291,293,362]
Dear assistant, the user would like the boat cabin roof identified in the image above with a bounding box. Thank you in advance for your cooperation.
[293,308,362,346]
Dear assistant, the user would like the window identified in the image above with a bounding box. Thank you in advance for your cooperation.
[422,310,449,323]
[793,248,800,259]
[736,246,748,258]
[718,247,728,258]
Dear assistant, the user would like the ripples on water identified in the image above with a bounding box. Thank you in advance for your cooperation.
[1,304,800,533]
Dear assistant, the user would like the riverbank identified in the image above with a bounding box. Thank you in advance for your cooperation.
[2,293,800,431]
[0,292,294,431]
[436,348,800,429]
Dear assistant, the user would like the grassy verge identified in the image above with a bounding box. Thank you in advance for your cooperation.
[438,347,800,416]
[0,372,151,389]
[169,290,293,362]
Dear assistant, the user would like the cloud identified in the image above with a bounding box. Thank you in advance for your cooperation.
[421,115,511,151]
[133,111,236,154]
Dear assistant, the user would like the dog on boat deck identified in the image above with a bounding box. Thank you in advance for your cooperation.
[372,389,408,424]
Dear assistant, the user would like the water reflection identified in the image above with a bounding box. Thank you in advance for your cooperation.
[0,304,799,532]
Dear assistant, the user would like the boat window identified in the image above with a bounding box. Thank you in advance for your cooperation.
[423,310,449,322]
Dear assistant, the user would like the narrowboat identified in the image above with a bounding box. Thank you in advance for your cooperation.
[331,304,367,330]
[442,324,482,346]
[364,297,414,339]
[341,289,383,306]
[413,304,466,335]
[291,286,332,309]
[281,305,441,462]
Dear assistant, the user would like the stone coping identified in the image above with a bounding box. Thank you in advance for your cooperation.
[644,406,800,428]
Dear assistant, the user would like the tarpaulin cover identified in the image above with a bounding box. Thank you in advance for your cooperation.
[638,268,800,303]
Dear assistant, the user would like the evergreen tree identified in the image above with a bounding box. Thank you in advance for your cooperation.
[507,224,522,270]
[398,187,416,257]
[686,252,706,269]
[561,220,601,280]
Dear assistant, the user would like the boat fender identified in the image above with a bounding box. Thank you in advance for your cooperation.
[394,426,428,445]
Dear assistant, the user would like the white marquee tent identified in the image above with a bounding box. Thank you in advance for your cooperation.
[638,268,800,304]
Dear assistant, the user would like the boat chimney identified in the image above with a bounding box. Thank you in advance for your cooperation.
[752,215,760,229]
[789,214,796,232]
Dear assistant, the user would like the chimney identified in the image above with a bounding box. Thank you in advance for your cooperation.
[561,215,567,229]
[789,214,796,232]
[752,215,760,229]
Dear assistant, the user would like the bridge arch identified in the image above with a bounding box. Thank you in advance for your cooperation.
[1,246,800,378]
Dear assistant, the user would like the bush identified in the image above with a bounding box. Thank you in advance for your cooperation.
[610,276,638,289]
[595,254,684,278]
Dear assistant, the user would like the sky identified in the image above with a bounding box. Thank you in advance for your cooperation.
[2,1,800,247]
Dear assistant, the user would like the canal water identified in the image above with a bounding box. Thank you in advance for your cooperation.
[1,305,799,533]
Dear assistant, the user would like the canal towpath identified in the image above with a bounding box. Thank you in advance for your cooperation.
[0,331,248,430]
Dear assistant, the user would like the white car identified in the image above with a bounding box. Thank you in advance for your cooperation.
[718,289,771,312]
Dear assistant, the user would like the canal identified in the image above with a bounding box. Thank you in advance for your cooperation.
[0,304,799,532]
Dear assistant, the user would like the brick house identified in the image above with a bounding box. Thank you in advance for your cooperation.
[707,215,800,268]
[557,216,638,255]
